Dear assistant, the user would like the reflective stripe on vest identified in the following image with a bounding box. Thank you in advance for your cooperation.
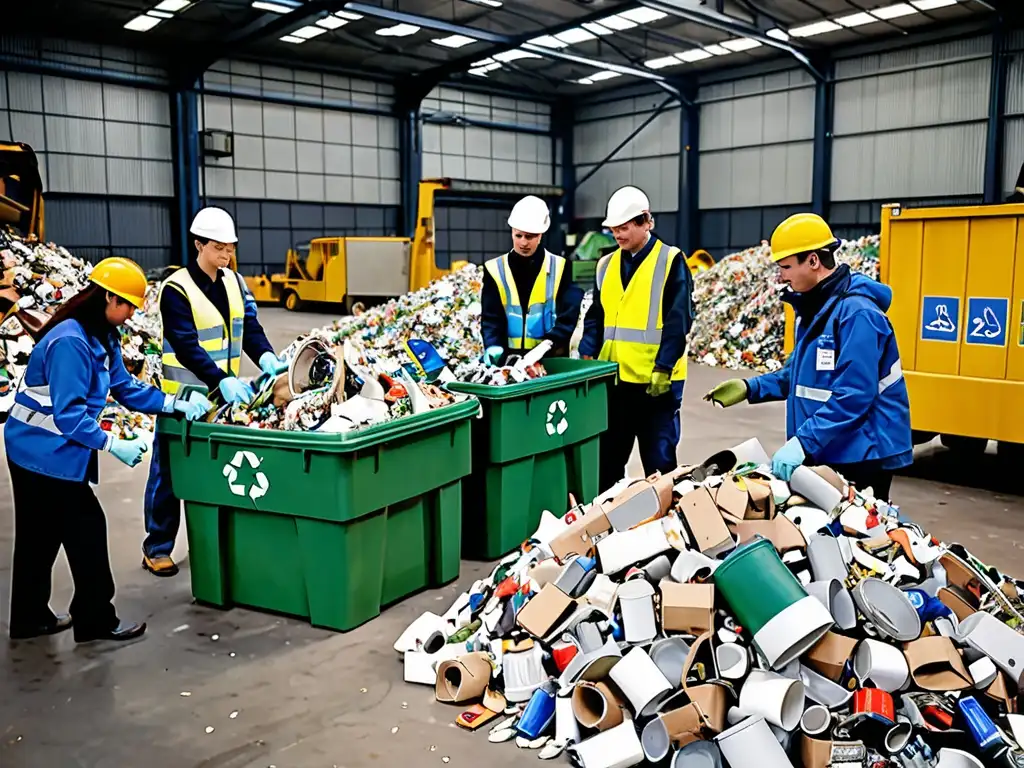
[484,251,565,350]
[596,240,688,384]
[794,359,905,404]
[158,269,245,395]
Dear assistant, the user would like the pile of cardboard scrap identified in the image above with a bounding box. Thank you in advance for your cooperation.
[395,438,1024,768]
[687,236,881,373]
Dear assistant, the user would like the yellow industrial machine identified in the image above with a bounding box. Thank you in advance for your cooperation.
[0,142,45,239]
[784,203,1024,454]
[246,178,564,311]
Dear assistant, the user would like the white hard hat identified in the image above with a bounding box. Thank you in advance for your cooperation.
[507,195,551,234]
[190,206,238,244]
[602,186,651,228]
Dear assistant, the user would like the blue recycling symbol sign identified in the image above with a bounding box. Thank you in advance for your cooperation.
[965,297,1009,347]
[921,296,959,342]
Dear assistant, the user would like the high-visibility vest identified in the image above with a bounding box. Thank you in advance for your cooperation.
[158,268,245,395]
[484,250,566,350]
[595,239,688,384]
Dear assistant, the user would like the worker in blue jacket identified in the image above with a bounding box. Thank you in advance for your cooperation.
[142,206,286,577]
[5,258,212,642]
[481,195,582,365]
[704,213,912,499]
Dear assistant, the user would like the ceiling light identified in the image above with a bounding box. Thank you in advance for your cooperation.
[912,0,957,8]
[466,0,503,6]
[292,24,327,38]
[335,10,363,19]
[316,15,348,29]
[376,23,420,36]
[494,49,541,62]
[528,34,569,48]
[433,34,476,48]
[766,28,790,40]
[617,7,667,23]
[677,49,712,62]
[721,37,761,52]
[280,34,305,43]
[582,21,613,35]
[252,1,293,12]
[645,55,683,69]
[154,0,191,10]
[589,70,621,81]
[871,3,919,18]
[788,20,842,37]
[597,14,638,31]
[836,11,877,26]
[124,13,162,31]
[472,57,495,66]
[556,27,596,44]
[703,44,730,55]
[575,77,595,85]
[148,10,173,18]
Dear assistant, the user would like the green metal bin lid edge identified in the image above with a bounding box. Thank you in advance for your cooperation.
[446,360,618,400]
[158,397,479,451]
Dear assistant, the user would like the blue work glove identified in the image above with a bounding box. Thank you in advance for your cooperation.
[108,437,148,468]
[259,351,288,377]
[483,346,504,367]
[219,376,255,405]
[174,392,214,422]
[646,370,672,398]
[771,436,806,481]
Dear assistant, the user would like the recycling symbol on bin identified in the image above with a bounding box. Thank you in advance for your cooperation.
[222,450,270,500]
[545,400,569,436]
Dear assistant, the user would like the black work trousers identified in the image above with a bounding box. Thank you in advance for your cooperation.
[8,459,119,635]
[828,460,896,501]
[599,380,684,493]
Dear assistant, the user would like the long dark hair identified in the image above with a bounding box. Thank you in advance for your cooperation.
[39,284,119,350]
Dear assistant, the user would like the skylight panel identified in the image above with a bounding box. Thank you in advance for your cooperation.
[555,27,596,44]
[788,20,842,37]
[721,38,762,52]
[376,23,420,37]
[677,49,713,62]
[645,55,683,69]
[836,12,877,27]
[433,34,477,48]
[871,3,919,19]
[124,14,161,31]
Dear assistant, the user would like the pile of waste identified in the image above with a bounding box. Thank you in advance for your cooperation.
[688,237,881,372]
[0,231,163,436]
[396,438,1024,767]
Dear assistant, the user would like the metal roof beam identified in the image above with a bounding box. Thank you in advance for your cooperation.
[638,0,825,81]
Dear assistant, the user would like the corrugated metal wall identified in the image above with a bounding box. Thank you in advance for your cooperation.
[0,38,175,269]
[199,60,400,274]
[422,87,553,268]
[698,69,815,256]
[831,36,991,202]
[572,94,681,225]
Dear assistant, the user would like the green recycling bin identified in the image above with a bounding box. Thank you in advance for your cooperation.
[159,399,478,632]
[447,358,618,560]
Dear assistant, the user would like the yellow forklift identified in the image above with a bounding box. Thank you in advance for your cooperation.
[0,142,45,240]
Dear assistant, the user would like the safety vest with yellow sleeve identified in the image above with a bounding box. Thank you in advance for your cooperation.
[158,268,245,395]
[595,239,688,384]
[484,250,566,351]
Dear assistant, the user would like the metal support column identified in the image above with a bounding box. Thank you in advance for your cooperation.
[551,102,575,256]
[811,58,835,219]
[677,81,700,254]
[985,24,1009,204]
[171,88,202,266]
[396,83,429,239]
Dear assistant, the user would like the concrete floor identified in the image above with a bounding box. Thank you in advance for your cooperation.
[2,307,1023,768]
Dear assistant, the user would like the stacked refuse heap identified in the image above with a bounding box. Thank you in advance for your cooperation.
[0,230,163,436]
[396,438,1024,768]
[688,236,881,372]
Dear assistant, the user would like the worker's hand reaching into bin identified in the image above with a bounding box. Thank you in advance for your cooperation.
[703,379,749,408]
[259,351,288,377]
[482,346,504,367]
[173,392,214,422]
[108,437,148,468]
[219,377,255,406]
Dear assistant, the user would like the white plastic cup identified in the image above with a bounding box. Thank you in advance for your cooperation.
[608,646,673,716]
[853,639,910,693]
[716,643,750,681]
[715,716,795,768]
[738,669,806,731]
[568,720,645,768]
[800,705,831,737]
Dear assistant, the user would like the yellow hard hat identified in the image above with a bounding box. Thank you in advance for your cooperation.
[770,213,837,262]
[90,257,147,308]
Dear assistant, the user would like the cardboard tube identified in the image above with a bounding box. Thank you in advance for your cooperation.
[435,652,493,704]
[572,681,625,731]
[800,733,833,768]
[885,723,913,755]
[739,669,806,731]
[567,720,645,768]
[800,705,831,737]
[716,716,795,768]
[608,647,673,716]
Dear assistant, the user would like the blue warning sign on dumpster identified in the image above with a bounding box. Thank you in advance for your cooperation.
[965,297,1009,347]
[921,296,960,342]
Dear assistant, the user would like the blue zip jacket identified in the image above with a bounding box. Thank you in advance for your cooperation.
[5,319,171,483]
[746,269,912,468]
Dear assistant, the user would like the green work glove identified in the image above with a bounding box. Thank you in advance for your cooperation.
[646,370,672,398]
[704,378,748,408]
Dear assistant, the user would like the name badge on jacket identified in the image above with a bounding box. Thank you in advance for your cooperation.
[816,335,835,371]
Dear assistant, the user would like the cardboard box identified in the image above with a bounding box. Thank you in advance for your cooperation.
[516,584,576,637]
[603,473,676,531]
[677,487,734,556]
[549,505,613,562]
[660,580,714,636]
[905,636,972,691]
[728,515,806,553]
[715,473,776,523]
[804,631,858,682]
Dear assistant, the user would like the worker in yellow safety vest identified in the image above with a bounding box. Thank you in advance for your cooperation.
[480,195,582,365]
[580,186,695,491]
[141,206,287,577]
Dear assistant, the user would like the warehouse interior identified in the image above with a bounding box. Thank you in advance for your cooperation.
[4,1,1024,767]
